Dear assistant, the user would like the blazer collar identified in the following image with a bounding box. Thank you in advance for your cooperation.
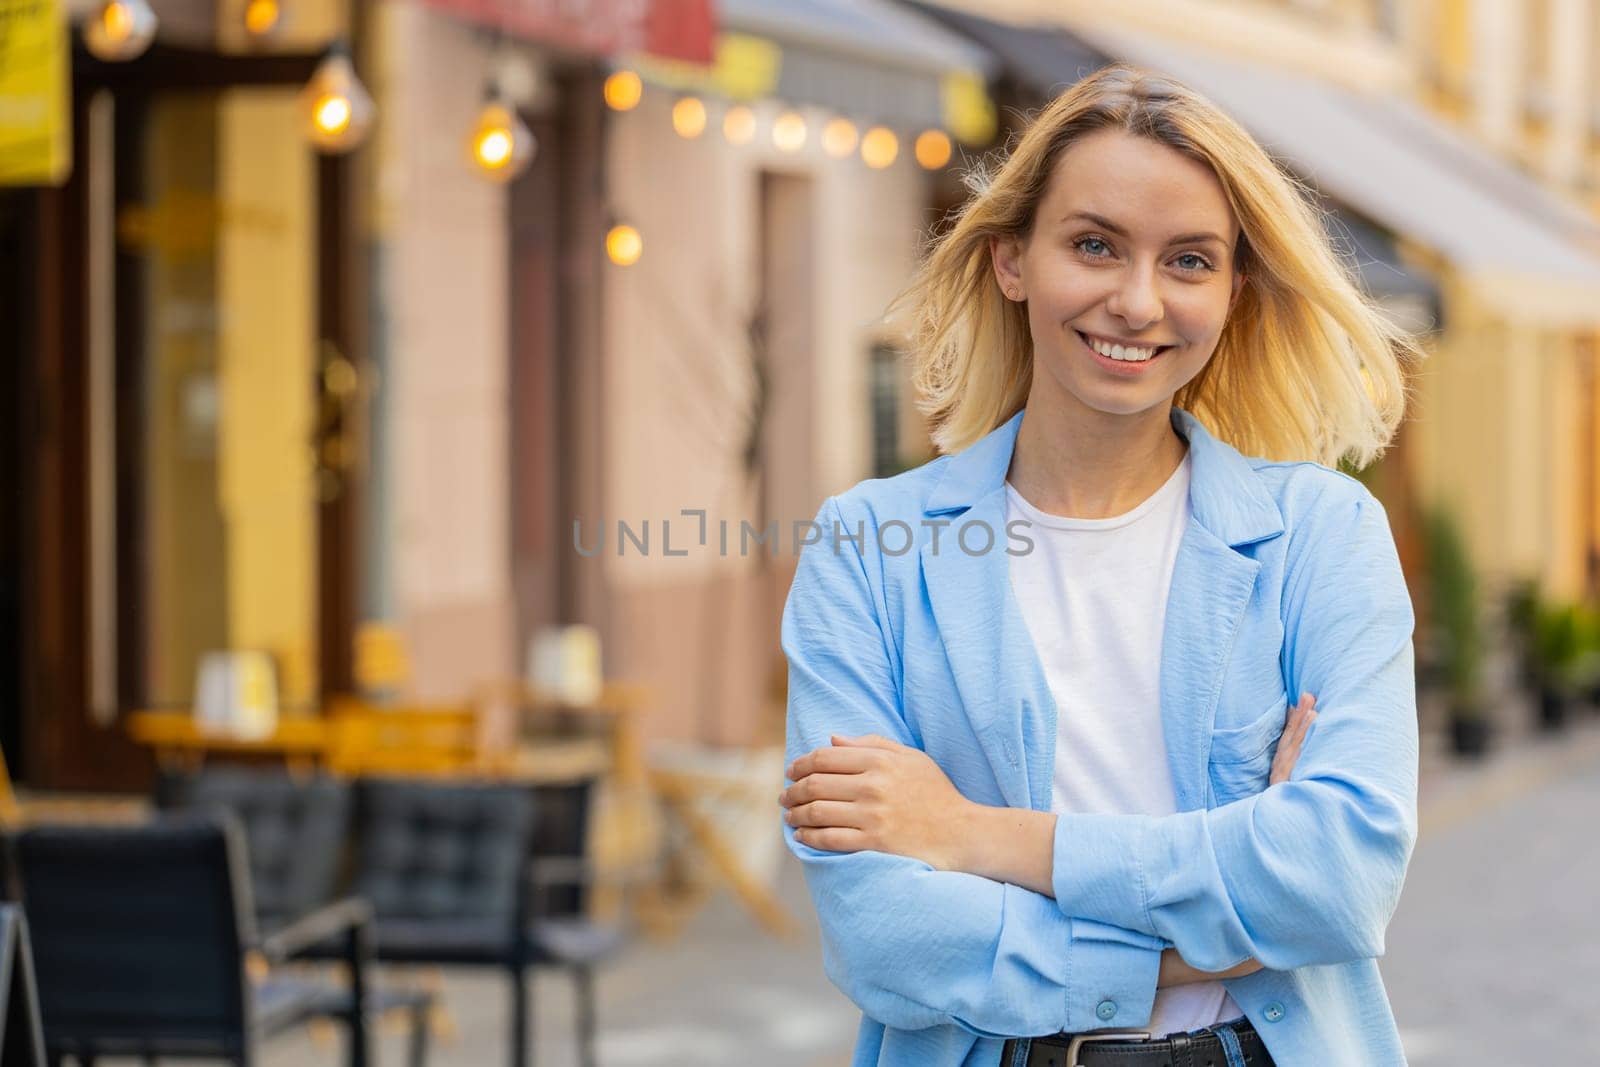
[924,405,1284,548]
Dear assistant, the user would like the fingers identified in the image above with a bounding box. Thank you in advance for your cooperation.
[1269,695,1318,786]
[792,825,871,853]
[785,745,882,781]
[830,733,903,751]
[779,772,864,807]
[784,799,865,829]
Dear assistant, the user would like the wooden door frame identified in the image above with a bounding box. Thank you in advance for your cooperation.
[21,42,364,790]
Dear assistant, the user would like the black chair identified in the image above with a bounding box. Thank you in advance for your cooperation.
[155,767,353,936]
[522,780,629,1067]
[339,779,538,1066]
[0,904,47,1067]
[156,767,434,1063]
[8,814,377,1067]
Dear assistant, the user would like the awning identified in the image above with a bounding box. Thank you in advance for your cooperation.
[1070,25,1600,327]
[638,0,1000,144]
[423,0,715,63]
[901,0,1102,101]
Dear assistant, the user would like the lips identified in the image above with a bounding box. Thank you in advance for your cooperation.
[1075,330,1172,362]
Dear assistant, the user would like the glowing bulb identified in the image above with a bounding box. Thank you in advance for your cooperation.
[299,46,374,153]
[606,224,643,267]
[914,129,952,170]
[468,99,535,182]
[243,0,281,37]
[84,0,157,61]
[772,111,807,153]
[478,130,511,166]
[315,96,351,135]
[672,96,707,139]
[861,126,898,169]
[603,70,642,111]
[723,105,756,145]
[821,117,858,158]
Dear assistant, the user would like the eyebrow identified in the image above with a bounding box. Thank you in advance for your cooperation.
[1061,210,1229,248]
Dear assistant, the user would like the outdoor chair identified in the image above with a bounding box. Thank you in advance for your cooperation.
[6,814,398,1067]
[0,904,47,1067]
[327,777,625,1067]
[154,767,437,1060]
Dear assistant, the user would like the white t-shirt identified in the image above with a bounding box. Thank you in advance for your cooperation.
[1005,449,1242,1037]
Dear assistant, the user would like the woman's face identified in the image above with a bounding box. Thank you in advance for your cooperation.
[992,128,1245,420]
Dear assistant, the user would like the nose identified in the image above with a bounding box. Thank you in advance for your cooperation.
[1106,262,1164,331]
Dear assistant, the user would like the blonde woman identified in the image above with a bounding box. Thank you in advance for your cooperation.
[778,64,1421,1067]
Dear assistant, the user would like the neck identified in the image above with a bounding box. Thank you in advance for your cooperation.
[1006,390,1188,520]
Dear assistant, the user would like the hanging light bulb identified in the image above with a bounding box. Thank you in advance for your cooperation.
[242,0,283,39]
[469,90,536,182]
[300,43,375,153]
[84,0,158,61]
[606,224,642,267]
[722,105,756,146]
[861,126,899,169]
[671,96,707,139]
[821,117,858,159]
[771,111,807,153]
[603,70,642,112]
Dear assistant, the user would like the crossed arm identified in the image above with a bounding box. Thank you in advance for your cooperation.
[780,491,1418,1035]
[782,694,1318,988]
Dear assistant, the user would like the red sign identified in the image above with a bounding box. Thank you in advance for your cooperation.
[423,0,715,63]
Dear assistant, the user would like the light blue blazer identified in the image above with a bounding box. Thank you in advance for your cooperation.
[781,405,1418,1066]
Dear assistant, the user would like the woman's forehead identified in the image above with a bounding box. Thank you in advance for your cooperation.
[1042,130,1238,239]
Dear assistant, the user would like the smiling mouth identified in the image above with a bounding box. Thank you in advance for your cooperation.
[1074,330,1173,364]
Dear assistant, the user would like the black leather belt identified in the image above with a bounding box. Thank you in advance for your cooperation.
[999,1017,1275,1067]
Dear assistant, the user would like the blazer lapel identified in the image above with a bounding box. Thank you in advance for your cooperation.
[1160,519,1262,811]
[921,484,1036,809]
[916,406,1285,814]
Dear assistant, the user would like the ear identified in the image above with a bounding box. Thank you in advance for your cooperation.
[990,234,1026,302]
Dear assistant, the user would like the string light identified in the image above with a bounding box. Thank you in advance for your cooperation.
[861,126,898,169]
[84,0,157,61]
[821,117,858,158]
[469,94,536,181]
[914,129,952,170]
[603,70,642,111]
[606,224,643,267]
[772,111,807,153]
[242,0,281,38]
[299,43,374,153]
[672,96,707,139]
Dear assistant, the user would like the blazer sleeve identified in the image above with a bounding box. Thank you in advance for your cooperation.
[783,495,1164,1038]
[1048,485,1419,972]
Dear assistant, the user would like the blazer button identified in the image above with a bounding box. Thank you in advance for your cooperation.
[1095,1000,1118,1021]
[1262,1001,1285,1023]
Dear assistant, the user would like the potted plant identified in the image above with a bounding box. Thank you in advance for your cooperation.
[1423,508,1491,757]
[1529,601,1600,730]
[1502,577,1540,693]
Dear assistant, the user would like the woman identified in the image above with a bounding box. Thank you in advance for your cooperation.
[777,64,1422,1067]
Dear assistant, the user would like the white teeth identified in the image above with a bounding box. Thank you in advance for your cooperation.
[1084,334,1159,362]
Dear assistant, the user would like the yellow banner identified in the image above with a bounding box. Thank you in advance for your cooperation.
[0,0,71,186]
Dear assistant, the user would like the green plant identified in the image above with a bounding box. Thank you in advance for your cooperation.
[1422,507,1484,716]
[1531,601,1600,694]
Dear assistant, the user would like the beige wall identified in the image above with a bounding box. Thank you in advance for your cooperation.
[599,92,933,744]
[375,1,516,699]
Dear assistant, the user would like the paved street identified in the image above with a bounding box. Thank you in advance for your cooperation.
[251,716,1600,1067]
[1387,714,1600,1064]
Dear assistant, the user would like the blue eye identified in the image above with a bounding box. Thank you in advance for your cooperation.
[1075,236,1111,257]
[1175,253,1214,273]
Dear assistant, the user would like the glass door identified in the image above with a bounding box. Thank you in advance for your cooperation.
[119,85,327,711]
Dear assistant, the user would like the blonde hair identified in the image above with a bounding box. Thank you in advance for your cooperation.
[894,62,1420,467]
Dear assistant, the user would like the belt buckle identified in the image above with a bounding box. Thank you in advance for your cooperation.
[1064,1029,1152,1067]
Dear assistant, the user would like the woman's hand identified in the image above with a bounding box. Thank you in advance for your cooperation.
[1163,692,1318,988]
[1271,692,1318,786]
[780,734,975,871]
